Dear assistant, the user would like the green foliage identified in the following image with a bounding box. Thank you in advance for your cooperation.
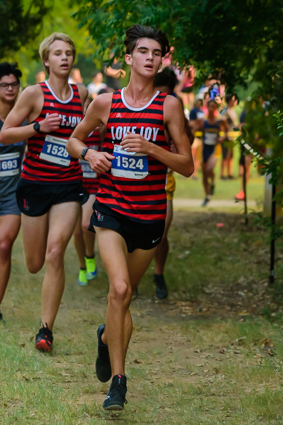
[2,0,98,85]
[75,0,283,156]
[0,0,50,58]
[74,0,283,91]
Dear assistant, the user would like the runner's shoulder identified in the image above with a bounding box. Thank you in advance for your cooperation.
[87,92,113,115]
[164,94,184,122]
[164,94,182,111]
[18,84,43,103]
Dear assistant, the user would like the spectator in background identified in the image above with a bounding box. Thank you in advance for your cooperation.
[69,68,84,85]
[35,70,46,83]
[104,56,126,91]
[220,93,239,180]
[87,71,107,99]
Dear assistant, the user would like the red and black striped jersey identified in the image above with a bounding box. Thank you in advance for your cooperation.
[80,130,101,194]
[21,81,83,184]
[96,88,169,223]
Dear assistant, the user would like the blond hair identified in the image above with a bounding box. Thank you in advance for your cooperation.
[39,33,76,75]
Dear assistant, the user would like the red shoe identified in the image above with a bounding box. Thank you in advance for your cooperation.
[235,190,245,201]
[35,326,53,352]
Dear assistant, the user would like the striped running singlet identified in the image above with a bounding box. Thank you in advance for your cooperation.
[21,81,83,184]
[95,88,169,223]
[80,130,101,194]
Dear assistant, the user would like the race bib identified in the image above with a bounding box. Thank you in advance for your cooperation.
[204,132,218,146]
[0,152,20,177]
[79,160,97,179]
[111,144,148,179]
[40,135,71,166]
[79,145,99,178]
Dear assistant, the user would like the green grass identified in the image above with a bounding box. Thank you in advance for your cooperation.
[1,208,283,424]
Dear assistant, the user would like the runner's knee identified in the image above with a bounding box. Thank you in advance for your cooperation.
[26,256,44,274]
[109,280,132,307]
[45,244,65,269]
[0,238,13,262]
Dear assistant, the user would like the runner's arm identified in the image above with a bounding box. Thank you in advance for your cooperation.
[66,93,114,173]
[121,95,194,177]
[0,85,61,145]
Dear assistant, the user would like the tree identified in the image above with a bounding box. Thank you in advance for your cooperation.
[74,0,283,99]
[3,0,98,85]
[0,0,50,58]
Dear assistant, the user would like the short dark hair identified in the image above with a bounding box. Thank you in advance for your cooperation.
[225,94,234,104]
[154,68,177,92]
[0,62,22,82]
[124,24,170,57]
[207,99,217,107]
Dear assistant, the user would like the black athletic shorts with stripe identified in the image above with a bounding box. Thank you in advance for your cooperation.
[16,179,88,217]
[89,200,165,253]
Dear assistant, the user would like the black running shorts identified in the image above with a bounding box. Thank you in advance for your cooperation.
[89,201,165,253]
[16,179,88,217]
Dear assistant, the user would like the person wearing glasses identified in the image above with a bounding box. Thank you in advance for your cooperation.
[0,62,24,321]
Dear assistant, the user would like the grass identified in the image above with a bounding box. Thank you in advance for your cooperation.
[1,205,283,424]
[0,153,282,424]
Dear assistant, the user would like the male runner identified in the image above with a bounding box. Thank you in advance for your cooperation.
[66,24,194,410]
[0,33,88,350]
[0,62,24,321]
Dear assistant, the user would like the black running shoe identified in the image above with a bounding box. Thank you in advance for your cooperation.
[154,274,168,299]
[201,197,210,207]
[96,324,111,382]
[35,325,53,352]
[0,311,3,321]
[103,375,127,411]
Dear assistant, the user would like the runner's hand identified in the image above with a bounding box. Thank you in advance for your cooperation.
[121,132,151,154]
[85,150,114,173]
[39,113,62,133]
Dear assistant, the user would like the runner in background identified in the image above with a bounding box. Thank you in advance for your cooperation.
[0,33,88,351]
[0,62,24,321]
[189,95,205,180]
[197,99,228,206]
[73,124,106,285]
[220,93,239,180]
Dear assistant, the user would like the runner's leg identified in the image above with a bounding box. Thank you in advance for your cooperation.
[41,201,80,329]
[73,207,86,269]
[154,199,173,275]
[0,215,21,303]
[21,213,49,273]
[95,226,157,377]
[81,195,96,258]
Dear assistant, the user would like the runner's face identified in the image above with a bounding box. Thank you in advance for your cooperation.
[0,74,19,104]
[45,40,74,76]
[126,38,162,77]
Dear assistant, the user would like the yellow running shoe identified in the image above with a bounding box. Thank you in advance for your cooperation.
[85,256,97,280]
[78,268,88,286]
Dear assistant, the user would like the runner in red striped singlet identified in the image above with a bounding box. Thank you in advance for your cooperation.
[73,126,106,285]
[67,24,194,410]
[0,33,88,352]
